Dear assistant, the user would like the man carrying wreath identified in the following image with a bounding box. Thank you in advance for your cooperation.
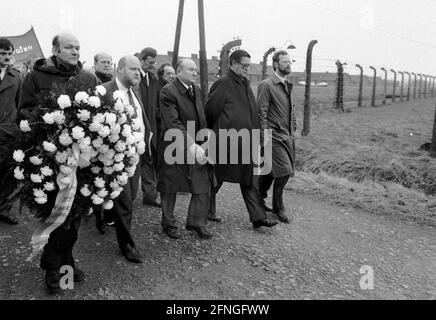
[18,32,97,294]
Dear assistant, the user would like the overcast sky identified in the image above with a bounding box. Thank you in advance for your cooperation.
[3,0,436,78]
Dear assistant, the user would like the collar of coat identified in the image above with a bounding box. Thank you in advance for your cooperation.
[227,68,247,84]
[174,77,193,95]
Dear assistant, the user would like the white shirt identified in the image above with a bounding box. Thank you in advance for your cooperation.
[0,67,7,80]
[274,71,287,84]
[140,69,149,87]
[178,78,193,91]
[115,77,145,141]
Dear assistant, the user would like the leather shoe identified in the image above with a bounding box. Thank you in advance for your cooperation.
[252,218,278,229]
[273,210,290,224]
[0,212,18,225]
[208,215,222,223]
[123,244,143,263]
[163,227,182,239]
[186,225,213,239]
[45,270,62,295]
[143,199,161,207]
[262,202,273,212]
[73,266,85,282]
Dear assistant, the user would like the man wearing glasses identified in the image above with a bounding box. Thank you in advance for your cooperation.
[0,37,22,225]
[205,50,278,229]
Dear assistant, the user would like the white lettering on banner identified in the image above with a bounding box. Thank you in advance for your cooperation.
[13,45,34,55]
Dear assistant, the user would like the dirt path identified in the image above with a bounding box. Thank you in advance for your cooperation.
[0,182,435,300]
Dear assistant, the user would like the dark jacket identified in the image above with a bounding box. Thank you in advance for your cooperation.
[157,78,211,194]
[102,79,152,160]
[138,71,159,149]
[205,69,259,186]
[19,56,98,118]
[0,66,22,162]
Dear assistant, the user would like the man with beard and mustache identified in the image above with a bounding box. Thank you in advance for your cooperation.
[256,50,297,224]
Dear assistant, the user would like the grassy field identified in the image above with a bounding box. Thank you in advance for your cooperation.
[287,98,436,226]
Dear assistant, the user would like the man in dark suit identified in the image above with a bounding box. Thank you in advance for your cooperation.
[205,50,278,229]
[103,55,152,263]
[138,47,161,208]
[158,58,213,240]
[0,38,21,225]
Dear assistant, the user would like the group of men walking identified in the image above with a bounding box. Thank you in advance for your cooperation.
[0,32,297,294]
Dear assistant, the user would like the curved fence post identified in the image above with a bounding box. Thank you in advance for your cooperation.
[355,64,363,107]
[398,71,404,102]
[302,40,318,136]
[380,67,387,105]
[370,66,377,107]
[390,69,397,103]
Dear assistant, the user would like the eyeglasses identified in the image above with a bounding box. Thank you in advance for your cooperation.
[237,62,251,70]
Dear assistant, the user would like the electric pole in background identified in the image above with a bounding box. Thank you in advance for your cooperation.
[172,0,185,68]
[197,0,208,102]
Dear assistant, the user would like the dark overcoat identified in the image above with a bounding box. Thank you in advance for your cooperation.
[157,78,211,194]
[0,66,22,162]
[205,69,259,187]
[138,72,159,150]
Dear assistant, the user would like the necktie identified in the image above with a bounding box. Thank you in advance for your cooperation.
[145,73,150,87]
[127,89,138,118]
[188,86,195,101]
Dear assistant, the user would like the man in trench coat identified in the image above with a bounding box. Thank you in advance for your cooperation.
[205,50,277,229]
[158,58,213,240]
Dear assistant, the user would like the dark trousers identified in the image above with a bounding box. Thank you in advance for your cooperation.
[0,196,13,215]
[40,213,82,271]
[209,181,266,222]
[141,152,158,202]
[106,165,141,251]
[161,192,209,229]
[259,174,290,212]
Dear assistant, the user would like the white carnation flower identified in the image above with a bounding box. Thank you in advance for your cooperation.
[72,126,85,140]
[109,180,121,191]
[103,166,115,175]
[94,177,105,188]
[129,154,140,166]
[92,137,103,149]
[108,134,119,143]
[98,126,111,138]
[77,109,91,122]
[118,113,127,125]
[80,184,92,197]
[125,135,136,146]
[88,96,101,108]
[126,166,136,177]
[57,95,72,109]
[114,153,125,162]
[42,141,57,153]
[116,173,129,186]
[44,182,55,191]
[42,113,55,124]
[110,190,121,199]
[114,100,125,113]
[13,150,25,163]
[19,120,31,132]
[59,132,73,146]
[35,197,47,204]
[14,167,25,180]
[115,141,126,152]
[30,173,43,183]
[53,111,66,125]
[104,149,115,160]
[90,166,101,174]
[126,146,136,157]
[91,194,104,205]
[75,91,89,104]
[95,85,107,96]
[113,162,125,172]
[112,90,123,100]
[99,144,109,154]
[104,112,117,126]
[133,132,143,143]
[110,123,121,135]
[122,124,132,137]
[103,200,114,210]
[97,188,108,198]
[55,151,69,164]
[40,166,53,176]
[137,140,146,155]
[29,156,43,165]
[33,188,46,198]
[93,113,105,123]
[89,121,103,132]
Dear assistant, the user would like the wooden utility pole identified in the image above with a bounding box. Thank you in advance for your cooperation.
[197,0,208,102]
[302,40,317,136]
[172,0,185,68]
